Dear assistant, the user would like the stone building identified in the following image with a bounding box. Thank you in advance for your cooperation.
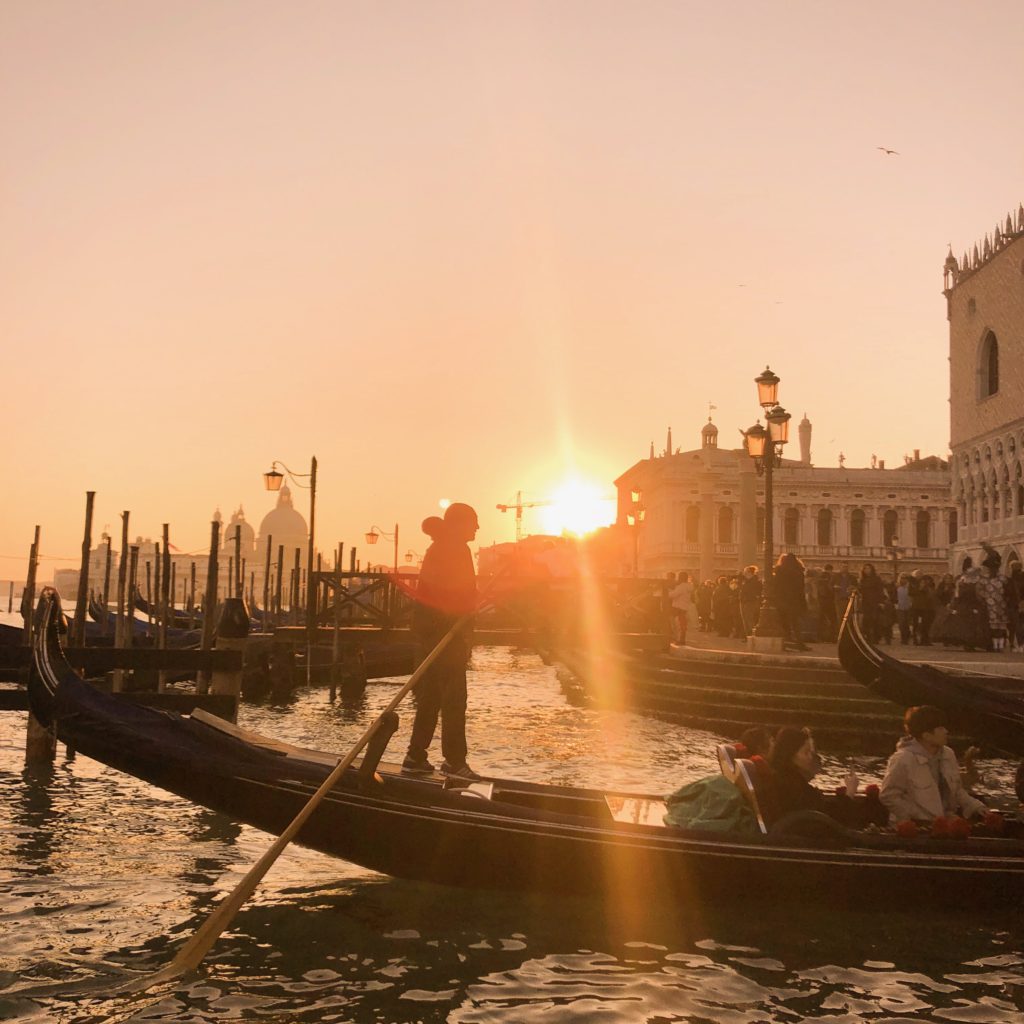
[944,203,1024,571]
[614,419,953,582]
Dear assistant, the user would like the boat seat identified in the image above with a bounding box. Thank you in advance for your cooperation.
[716,744,740,783]
[733,759,769,836]
[442,778,495,800]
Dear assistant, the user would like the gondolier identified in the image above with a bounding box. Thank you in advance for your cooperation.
[403,502,481,780]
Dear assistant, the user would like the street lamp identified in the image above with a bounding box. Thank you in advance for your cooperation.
[405,549,420,565]
[263,457,317,682]
[365,522,399,573]
[627,490,645,576]
[743,368,792,640]
[888,537,904,584]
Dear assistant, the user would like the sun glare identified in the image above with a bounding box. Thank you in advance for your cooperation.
[539,478,615,537]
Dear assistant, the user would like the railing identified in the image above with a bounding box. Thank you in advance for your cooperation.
[310,569,673,640]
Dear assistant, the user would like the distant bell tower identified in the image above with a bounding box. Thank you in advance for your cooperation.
[701,417,718,449]
[798,413,812,465]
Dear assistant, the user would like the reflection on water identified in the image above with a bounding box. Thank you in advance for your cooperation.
[1,646,1023,1021]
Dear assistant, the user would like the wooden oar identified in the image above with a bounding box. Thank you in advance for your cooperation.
[118,608,475,995]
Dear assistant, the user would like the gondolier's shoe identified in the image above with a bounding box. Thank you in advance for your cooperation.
[401,754,435,775]
[440,762,483,782]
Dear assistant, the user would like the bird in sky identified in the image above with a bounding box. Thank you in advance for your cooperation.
[876,146,900,156]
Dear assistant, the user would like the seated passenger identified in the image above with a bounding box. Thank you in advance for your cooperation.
[734,726,774,761]
[766,726,858,825]
[880,705,987,824]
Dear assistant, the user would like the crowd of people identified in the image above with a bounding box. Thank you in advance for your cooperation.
[666,542,1024,654]
[664,556,850,649]
[857,544,1024,653]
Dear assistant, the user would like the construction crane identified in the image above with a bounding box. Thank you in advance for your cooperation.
[496,491,552,542]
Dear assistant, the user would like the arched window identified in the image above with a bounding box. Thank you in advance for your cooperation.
[685,506,700,543]
[718,506,734,544]
[883,509,899,546]
[915,510,930,548]
[850,509,865,547]
[783,508,799,546]
[1018,485,1024,517]
[816,508,832,545]
[948,509,958,544]
[979,331,999,398]
[756,505,764,542]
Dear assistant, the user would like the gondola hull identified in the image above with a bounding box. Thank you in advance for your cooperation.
[837,596,1024,756]
[29,589,1024,903]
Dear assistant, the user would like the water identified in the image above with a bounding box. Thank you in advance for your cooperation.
[2,645,1023,1022]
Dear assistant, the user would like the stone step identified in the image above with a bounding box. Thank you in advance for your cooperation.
[626,676,894,714]
[634,665,877,699]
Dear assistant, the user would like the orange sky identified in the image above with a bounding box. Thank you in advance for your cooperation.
[2,2,1022,580]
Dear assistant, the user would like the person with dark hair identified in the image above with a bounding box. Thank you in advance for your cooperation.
[403,502,481,780]
[856,563,884,644]
[816,563,838,643]
[736,726,774,759]
[738,565,762,638]
[879,705,987,824]
[978,543,1009,651]
[711,576,733,637]
[774,553,807,648]
[765,727,857,824]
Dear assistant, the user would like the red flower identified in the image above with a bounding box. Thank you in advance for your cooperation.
[896,820,919,838]
[865,784,880,799]
[930,816,951,838]
[749,754,765,765]
[947,816,971,840]
[834,785,848,797]
[733,743,748,758]
[973,810,1005,837]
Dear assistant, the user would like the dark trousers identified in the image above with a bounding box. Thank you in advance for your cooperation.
[896,609,912,644]
[408,662,468,767]
[912,609,933,645]
[818,606,838,643]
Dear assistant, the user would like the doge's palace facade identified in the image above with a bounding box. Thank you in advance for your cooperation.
[945,205,1024,571]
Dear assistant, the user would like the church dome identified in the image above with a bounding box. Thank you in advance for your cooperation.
[258,485,309,552]
[225,505,256,558]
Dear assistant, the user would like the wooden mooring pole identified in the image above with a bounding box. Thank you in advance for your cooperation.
[262,534,273,629]
[72,491,95,648]
[113,512,130,692]
[275,544,284,626]
[158,525,171,692]
[101,536,112,632]
[198,521,220,694]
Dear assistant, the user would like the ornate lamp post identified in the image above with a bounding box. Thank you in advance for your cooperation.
[627,489,645,577]
[263,456,317,682]
[743,368,792,640]
[365,523,399,573]
[888,537,903,584]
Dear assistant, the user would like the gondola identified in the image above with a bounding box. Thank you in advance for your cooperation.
[133,591,203,631]
[837,596,1024,757]
[28,588,1024,903]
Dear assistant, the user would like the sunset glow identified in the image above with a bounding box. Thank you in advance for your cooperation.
[539,478,615,538]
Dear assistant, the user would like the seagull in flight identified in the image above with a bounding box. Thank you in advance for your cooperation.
[877,146,900,156]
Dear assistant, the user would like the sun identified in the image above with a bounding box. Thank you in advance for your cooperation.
[539,478,615,537]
